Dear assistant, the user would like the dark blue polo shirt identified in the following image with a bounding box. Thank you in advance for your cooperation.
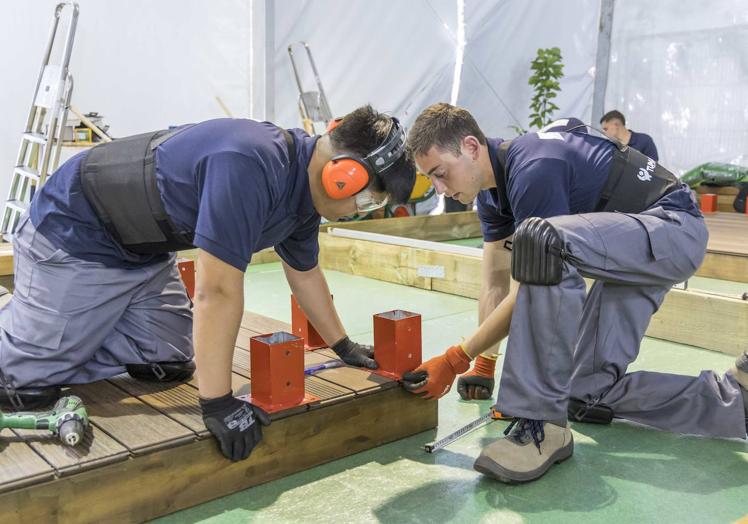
[476,120,697,242]
[628,130,658,161]
[30,119,320,271]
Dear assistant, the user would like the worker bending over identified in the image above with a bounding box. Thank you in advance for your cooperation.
[403,103,747,483]
[0,105,415,461]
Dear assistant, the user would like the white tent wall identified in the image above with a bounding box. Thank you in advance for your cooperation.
[270,0,600,138]
[606,0,748,174]
[0,0,255,204]
[2,1,747,218]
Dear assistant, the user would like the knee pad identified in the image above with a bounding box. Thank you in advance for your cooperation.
[511,217,565,285]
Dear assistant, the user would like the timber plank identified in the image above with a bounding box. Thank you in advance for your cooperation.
[241,311,291,334]
[320,211,482,241]
[108,376,208,437]
[0,387,437,524]
[313,348,397,395]
[647,289,748,356]
[13,423,129,476]
[0,429,55,494]
[70,382,195,455]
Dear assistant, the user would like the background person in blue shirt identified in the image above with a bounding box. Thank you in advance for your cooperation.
[0,105,415,462]
[600,109,659,160]
[402,103,747,484]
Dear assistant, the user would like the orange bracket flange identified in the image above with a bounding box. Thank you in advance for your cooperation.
[248,331,318,413]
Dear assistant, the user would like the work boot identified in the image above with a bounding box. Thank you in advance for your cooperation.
[473,418,573,483]
[0,385,61,411]
[126,360,195,383]
[567,398,614,424]
[728,351,748,426]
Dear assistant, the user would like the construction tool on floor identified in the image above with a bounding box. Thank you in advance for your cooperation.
[2,2,80,240]
[304,360,345,376]
[424,405,508,453]
[0,395,88,447]
[288,41,333,136]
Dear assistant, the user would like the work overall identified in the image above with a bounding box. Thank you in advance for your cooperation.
[496,144,746,439]
[0,129,197,389]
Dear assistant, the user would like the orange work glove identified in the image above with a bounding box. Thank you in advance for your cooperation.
[402,345,472,400]
[457,354,497,400]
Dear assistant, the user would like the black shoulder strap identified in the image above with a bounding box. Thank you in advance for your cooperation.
[280,128,297,167]
[493,140,513,212]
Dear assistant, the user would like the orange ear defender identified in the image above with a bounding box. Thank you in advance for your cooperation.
[321,116,407,200]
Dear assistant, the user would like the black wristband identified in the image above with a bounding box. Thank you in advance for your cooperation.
[331,336,351,355]
[199,391,235,414]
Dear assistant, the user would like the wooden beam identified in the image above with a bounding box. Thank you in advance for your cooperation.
[320,211,482,241]
[318,232,746,356]
[0,388,436,524]
[647,290,748,356]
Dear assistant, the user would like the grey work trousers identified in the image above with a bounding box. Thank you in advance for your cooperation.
[496,205,746,439]
[0,215,193,388]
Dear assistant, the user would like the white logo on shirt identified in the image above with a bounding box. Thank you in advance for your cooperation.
[637,158,656,182]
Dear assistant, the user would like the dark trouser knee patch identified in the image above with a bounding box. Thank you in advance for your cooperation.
[511,217,564,285]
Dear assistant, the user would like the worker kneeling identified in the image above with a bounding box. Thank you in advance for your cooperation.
[403,104,748,484]
[0,106,415,462]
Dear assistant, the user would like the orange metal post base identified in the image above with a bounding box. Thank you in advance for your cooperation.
[248,332,318,413]
[700,193,718,213]
[372,310,422,380]
[291,295,327,350]
[177,258,195,299]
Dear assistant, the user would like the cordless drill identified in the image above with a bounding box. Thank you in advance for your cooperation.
[0,395,89,446]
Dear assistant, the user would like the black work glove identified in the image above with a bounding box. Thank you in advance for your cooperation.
[200,392,271,461]
[456,375,495,400]
[331,336,378,369]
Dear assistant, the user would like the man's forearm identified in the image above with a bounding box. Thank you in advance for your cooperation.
[283,264,346,346]
[478,287,506,357]
[463,283,518,359]
[193,289,244,399]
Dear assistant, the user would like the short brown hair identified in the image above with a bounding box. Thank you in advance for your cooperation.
[600,109,626,126]
[408,103,486,157]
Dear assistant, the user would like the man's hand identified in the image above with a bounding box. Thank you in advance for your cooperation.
[200,392,271,461]
[402,345,472,400]
[456,354,497,400]
[331,337,378,369]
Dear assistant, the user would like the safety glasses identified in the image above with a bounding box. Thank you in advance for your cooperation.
[355,189,389,214]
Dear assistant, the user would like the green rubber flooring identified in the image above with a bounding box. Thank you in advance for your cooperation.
[153,263,748,524]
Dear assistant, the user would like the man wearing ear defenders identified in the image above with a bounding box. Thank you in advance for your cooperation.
[0,104,415,461]
[403,103,747,483]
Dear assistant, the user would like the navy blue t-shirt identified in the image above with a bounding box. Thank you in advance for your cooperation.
[476,121,612,242]
[30,119,321,271]
[628,131,658,161]
[475,120,696,242]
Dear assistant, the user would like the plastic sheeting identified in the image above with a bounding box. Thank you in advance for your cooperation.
[273,0,600,139]
[606,0,748,174]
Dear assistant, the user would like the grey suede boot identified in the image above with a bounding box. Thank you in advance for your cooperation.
[473,418,573,483]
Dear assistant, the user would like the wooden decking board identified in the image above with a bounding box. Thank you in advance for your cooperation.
[70,382,196,455]
[241,311,292,335]
[704,213,748,256]
[312,348,397,396]
[0,429,56,494]
[12,423,130,476]
[108,376,209,437]
[0,387,437,523]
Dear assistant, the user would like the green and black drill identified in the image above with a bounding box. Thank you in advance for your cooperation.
[0,395,89,447]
